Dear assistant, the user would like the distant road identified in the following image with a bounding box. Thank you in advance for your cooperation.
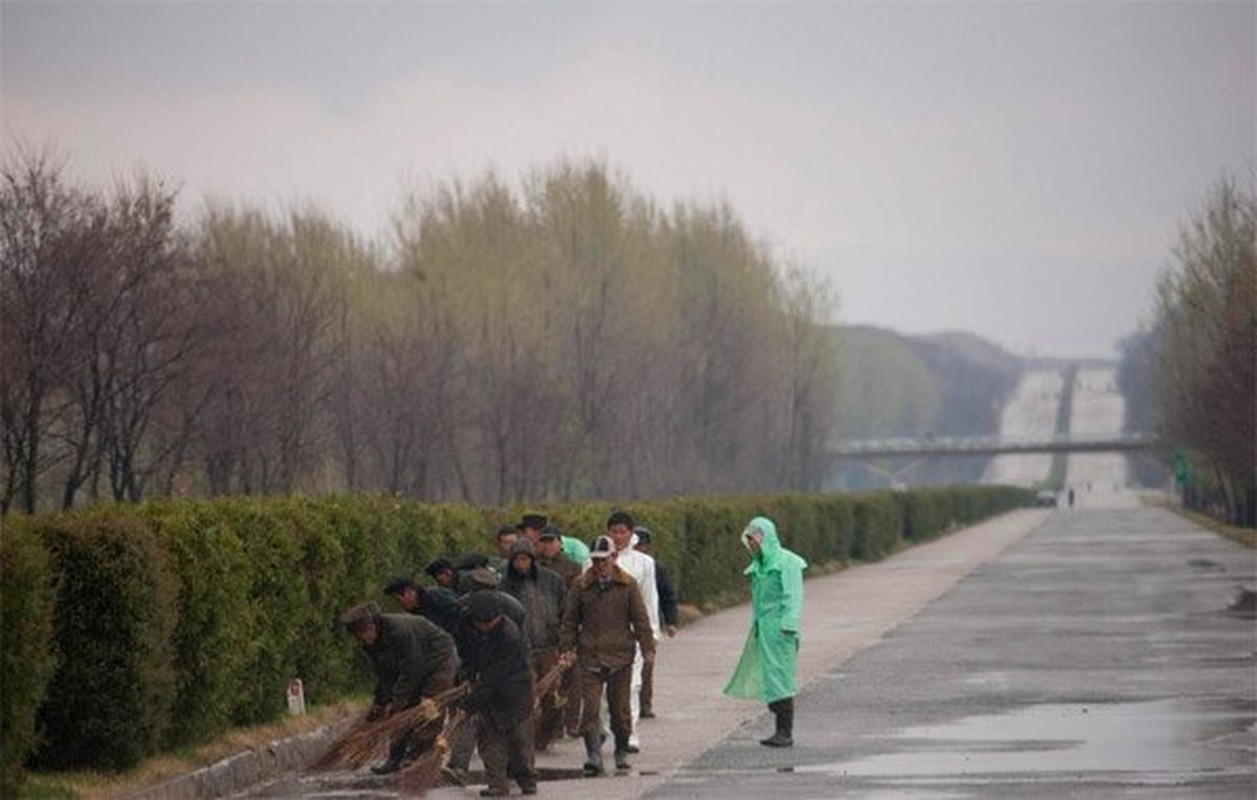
[981,369,1063,486]
[1066,366,1132,507]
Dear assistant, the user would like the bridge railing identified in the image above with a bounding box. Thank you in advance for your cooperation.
[829,432,1156,458]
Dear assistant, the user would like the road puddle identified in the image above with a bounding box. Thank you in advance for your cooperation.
[802,698,1255,779]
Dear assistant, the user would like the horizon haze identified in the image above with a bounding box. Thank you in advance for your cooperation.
[4,1,1253,359]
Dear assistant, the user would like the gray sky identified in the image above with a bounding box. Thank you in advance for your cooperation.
[3,1,1252,359]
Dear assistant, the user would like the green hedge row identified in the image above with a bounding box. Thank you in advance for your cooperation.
[0,485,1030,790]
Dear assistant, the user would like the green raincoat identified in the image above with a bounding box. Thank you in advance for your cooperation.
[723,516,807,704]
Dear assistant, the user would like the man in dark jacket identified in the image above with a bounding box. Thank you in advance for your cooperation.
[500,537,568,751]
[536,526,582,587]
[339,602,460,774]
[446,577,531,779]
[424,557,459,591]
[633,527,679,719]
[385,575,462,637]
[559,535,655,775]
[536,526,583,735]
[459,591,537,797]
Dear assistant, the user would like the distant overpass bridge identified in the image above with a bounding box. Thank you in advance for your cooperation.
[829,433,1157,460]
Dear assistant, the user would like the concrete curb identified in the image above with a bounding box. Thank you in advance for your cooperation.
[125,718,356,799]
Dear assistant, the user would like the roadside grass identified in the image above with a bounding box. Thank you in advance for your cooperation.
[1142,493,1257,549]
[22,699,366,799]
[1175,507,1257,548]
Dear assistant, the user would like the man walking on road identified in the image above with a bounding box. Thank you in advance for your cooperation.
[723,516,807,748]
[500,536,568,751]
[560,535,656,775]
[633,526,678,719]
[604,511,660,751]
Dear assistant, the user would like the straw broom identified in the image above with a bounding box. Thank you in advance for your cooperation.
[310,683,469,772]
[533,657,571,712]
[397,705,469,794]
[394,658,573,794]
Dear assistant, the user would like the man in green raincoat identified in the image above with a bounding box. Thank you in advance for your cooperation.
[722,516,807,747]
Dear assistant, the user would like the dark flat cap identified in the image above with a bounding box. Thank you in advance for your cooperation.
[384,575,415,595]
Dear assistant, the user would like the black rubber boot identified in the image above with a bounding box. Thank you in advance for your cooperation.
[759,698,794,748]
[614,735,632,770]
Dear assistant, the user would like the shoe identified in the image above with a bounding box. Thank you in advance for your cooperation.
[624,743,640,754]
[520,783,538,795]
[640,709,656,719]
[480,788,509,798]
[759,732,793,748]
[370,760,401,775]
[614,750,632,770]
[583,732,604,776]
[442,766,470,786]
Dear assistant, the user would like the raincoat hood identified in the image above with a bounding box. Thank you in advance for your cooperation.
[741,516,807,575]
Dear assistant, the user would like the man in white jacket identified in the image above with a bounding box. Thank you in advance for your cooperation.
[603,510,660,752]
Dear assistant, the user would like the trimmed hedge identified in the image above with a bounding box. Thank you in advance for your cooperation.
[0,519,57,797]
[31,512,179,771]
[0,485,1030,785]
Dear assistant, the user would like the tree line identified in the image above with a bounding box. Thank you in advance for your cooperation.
[1,148,839,514]
[1119,175,1255,526]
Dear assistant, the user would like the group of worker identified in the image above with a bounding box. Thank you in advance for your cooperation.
[338,511,804,798]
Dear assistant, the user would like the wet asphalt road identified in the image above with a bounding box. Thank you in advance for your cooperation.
[650,506,1256,799]
[239,504,1254,799]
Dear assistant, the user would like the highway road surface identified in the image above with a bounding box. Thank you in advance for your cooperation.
[238,504,1255,799]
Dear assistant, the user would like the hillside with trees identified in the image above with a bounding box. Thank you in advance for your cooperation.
[829,325,1023,490]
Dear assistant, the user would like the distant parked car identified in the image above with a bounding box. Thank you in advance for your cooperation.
[1035,490,1058,508]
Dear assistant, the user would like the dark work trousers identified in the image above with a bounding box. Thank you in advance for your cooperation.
[563,662,583,735]
[639,651,655,714]
[533,647,562,750]
[447,712,479,771]
[477,716,536,793]
[579,664,633,752]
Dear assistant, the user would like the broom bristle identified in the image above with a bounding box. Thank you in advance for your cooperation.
[398,708,468,795]
[533,659,571,712]
[310,684,469,772]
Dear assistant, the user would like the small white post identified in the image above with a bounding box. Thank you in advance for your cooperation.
[287,678,306,716]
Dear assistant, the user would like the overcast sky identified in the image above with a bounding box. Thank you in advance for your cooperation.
[3,1,1253,359]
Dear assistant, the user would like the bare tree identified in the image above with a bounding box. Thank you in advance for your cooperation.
[1153,176,1256,525]
[0,148,105,513]
[777,266,840,490]
[94,175,209,502]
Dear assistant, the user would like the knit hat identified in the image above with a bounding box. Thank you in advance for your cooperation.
[465,590,502,623]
